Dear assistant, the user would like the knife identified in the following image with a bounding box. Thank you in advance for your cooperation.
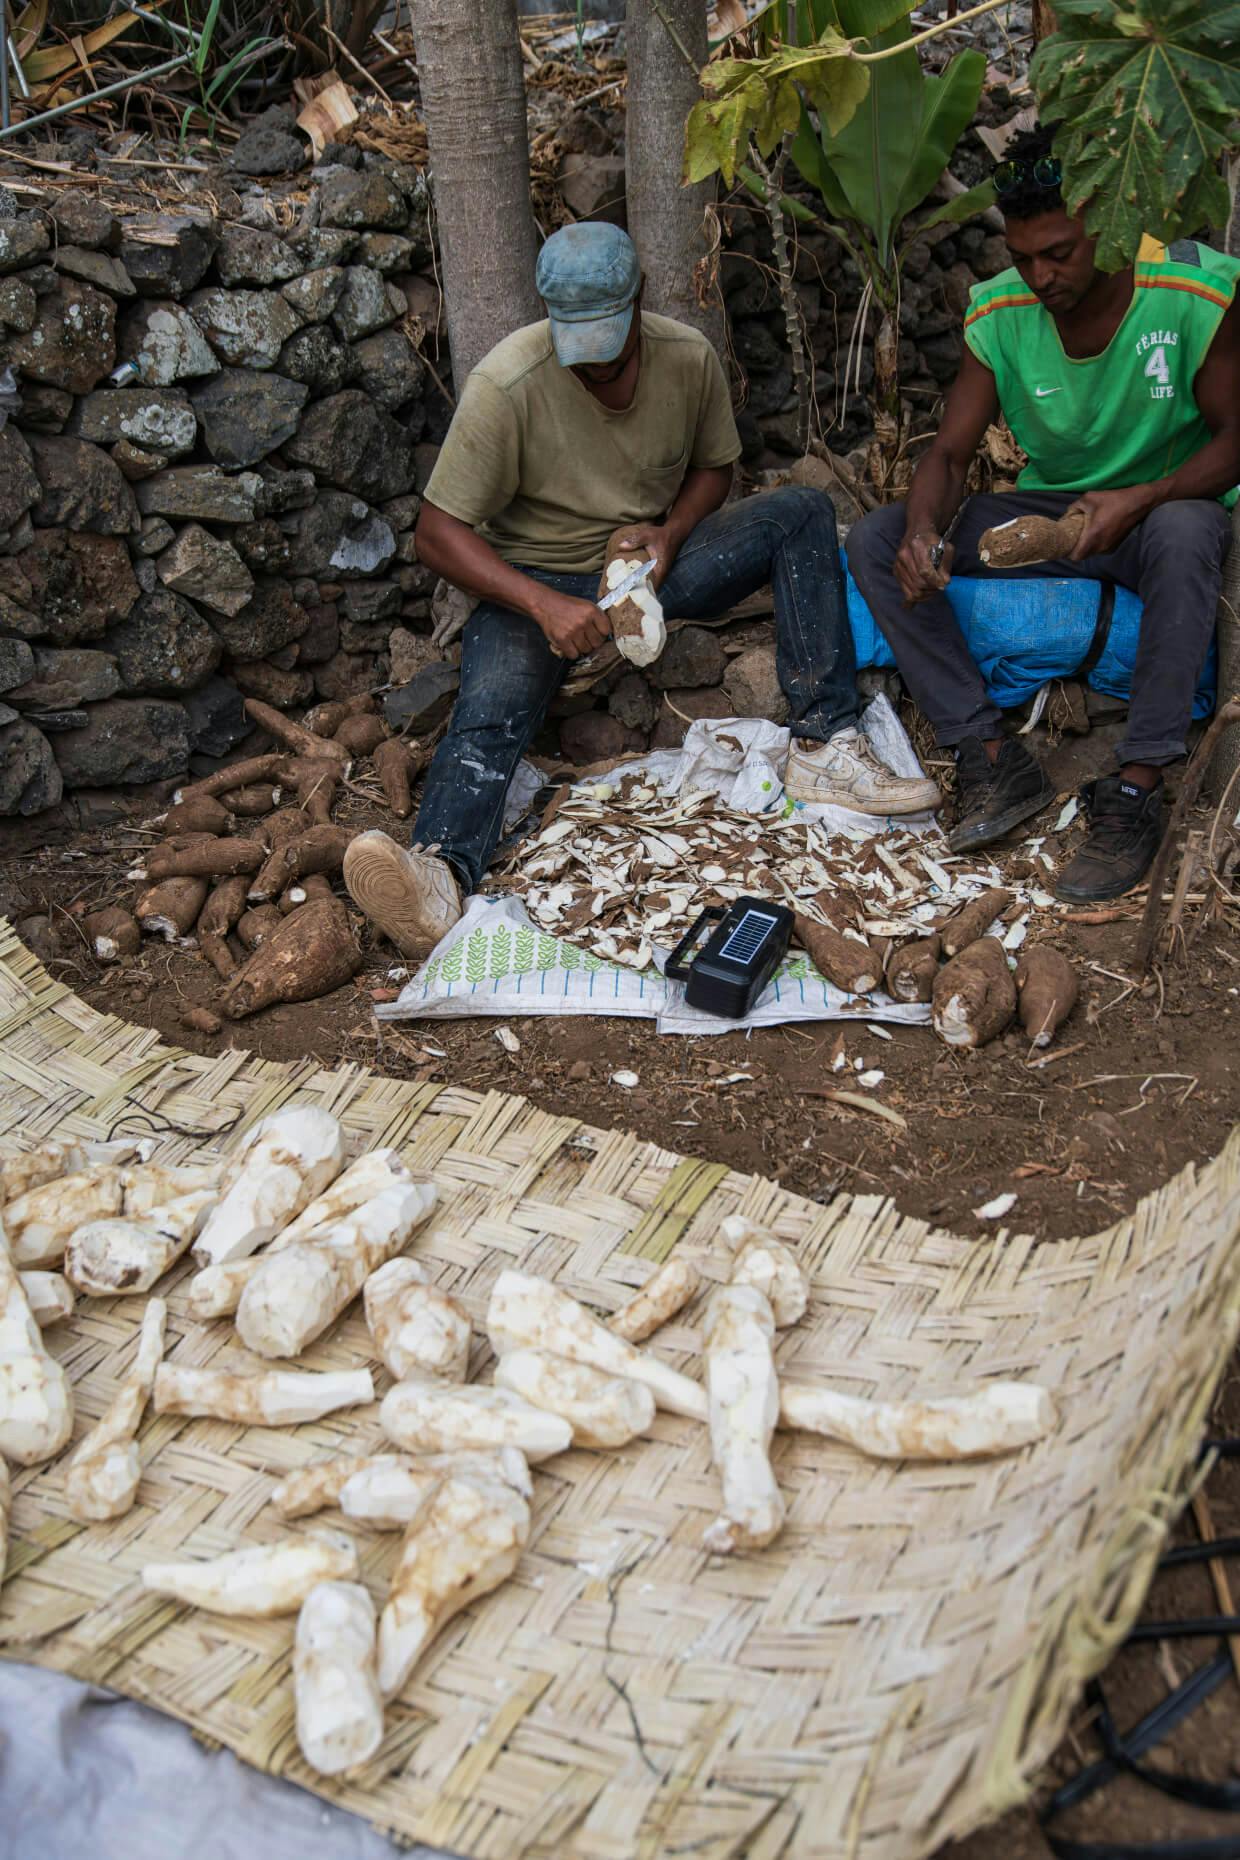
[598,557,656,611]
[930,500,967,572]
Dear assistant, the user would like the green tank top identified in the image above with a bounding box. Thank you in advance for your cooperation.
[963,238,1239,508]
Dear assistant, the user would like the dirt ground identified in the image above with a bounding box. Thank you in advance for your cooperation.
[3,766,1240,1857]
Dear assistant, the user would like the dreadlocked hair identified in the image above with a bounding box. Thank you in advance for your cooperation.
[996,121,1065,221]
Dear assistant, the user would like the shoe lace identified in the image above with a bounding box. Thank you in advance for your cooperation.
[955,742,995,810]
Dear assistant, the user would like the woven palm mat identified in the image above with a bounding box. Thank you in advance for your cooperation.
[1,920,1240,1860]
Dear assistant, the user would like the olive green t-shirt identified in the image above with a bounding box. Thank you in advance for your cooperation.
[423,312,742,574]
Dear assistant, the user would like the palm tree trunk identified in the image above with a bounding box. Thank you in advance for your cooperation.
[624,0,725,356]
[410,0,542,386]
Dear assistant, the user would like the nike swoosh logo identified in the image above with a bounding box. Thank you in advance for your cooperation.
[1034,386,1062,398]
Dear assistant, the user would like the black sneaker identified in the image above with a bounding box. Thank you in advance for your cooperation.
[947,737,1055,853]
[1055,776,1163,902]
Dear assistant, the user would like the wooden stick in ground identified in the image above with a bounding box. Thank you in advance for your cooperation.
[1135,696,1240,974]
[243,700,351,769]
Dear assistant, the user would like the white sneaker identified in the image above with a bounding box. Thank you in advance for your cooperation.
[784,728,941,816]
[343,831,462,959]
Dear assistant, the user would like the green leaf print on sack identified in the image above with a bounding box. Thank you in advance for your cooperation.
[513,926,536,975]
[465,930,488,985]
[535,933,558,972]
[488,925,512,979]
[440,939,465,985]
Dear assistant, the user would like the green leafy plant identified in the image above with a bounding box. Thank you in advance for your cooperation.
[1030,0,1240,271]
[174,0,282,145]
[685,1,994,450]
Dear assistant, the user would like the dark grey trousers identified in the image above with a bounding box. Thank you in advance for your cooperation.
[845,489,1233,766]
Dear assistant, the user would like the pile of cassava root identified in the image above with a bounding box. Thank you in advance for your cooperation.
[80,695,433,1019]
[0,1110,1058,1780]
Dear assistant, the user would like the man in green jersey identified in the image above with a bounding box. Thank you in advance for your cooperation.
[847,123,1240,901]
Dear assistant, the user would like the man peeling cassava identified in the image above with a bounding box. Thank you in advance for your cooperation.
[344,223,937,955]
[847,123,1240,902]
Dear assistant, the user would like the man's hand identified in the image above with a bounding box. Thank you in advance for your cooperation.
[1067,487,1154,560]
[895,527,952,605]
[533,588,612,660]
[611,520,677,591]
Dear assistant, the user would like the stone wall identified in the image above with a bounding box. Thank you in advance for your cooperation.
[0,153,448,817]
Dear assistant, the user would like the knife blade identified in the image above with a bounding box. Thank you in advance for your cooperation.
[598,557,656,612]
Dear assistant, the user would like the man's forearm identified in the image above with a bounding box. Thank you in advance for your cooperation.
[414,509,553,624]
[904,448,970,540]
[664,465,733,547]
[1119,428,1240,517]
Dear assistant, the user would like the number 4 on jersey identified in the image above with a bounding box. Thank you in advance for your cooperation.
[1144,345,1173,397]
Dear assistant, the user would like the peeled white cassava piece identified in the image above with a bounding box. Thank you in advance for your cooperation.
[380,1379,573,1462]
[493,1348,655,1449]
[19,1271,74,1327]
[378,1471,531,1699]
[486,1268,707,1421]
[295,1580,384,1777]
[153,1363,373,1426]
[65,1189,217,1296]
[778,1378,1057,1460]
[187,1148,414,1319]
[272,1448,530,1523]
[598,532,665,668]
[142,1528,359,1616]
[7,1160,217,1271]
[702,1284,785,1555]
[236,1179,437,1358]
[193,1107,345,1267]
[0,1223,74,1466]
[0,1138,142,1207]
[363,1258,470,1382]
[65,1297,166,1522]
[719,1215,810,1328]
[609,1257,701,1343]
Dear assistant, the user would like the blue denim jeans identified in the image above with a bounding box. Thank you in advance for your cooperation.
[413,486,856,890]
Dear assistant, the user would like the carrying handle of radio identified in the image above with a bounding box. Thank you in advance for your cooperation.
[665,907,725,983]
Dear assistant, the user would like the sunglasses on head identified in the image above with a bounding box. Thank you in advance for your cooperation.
[993,155,1063,197]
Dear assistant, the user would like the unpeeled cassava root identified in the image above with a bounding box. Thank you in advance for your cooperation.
[82,907,141,964]
[486,1268,708,1420]
[197,874,250,979]
[1015,944,1079,1047]
[977,507,1086,568]
[136,876,208,941]
[932,936,1017,1048]
[295,1580,384,1777]
[885,933,941,1004]
[248,825,357,903]
[941,888,1015,960]
[145,837,265,881]
[143,1530,359,1616]
[793,914,880,996]
[65,1297,166,1521]
[174,754,283,806]
[778,1378,1057,1460]
[154,1363,374,1425]
[222,898,362,1019]
[243,698,351,769]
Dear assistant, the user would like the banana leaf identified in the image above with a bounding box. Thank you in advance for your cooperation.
[889,50,986,229]
[21,4,167,85]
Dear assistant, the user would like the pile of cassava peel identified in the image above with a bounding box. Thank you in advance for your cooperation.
[0,1113,1057,1777]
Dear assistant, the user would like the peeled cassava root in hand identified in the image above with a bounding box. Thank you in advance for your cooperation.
[793,914,880,995]
[932,935,1016,1048]
[598,529,666,668]
[978,507,1086,568]
[1015,944,1079,1047]
[222,898,362,1019]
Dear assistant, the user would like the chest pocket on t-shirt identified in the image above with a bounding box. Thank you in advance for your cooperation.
[639,446,689,504]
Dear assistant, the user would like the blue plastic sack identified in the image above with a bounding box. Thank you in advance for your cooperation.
[842,557,1217,719]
